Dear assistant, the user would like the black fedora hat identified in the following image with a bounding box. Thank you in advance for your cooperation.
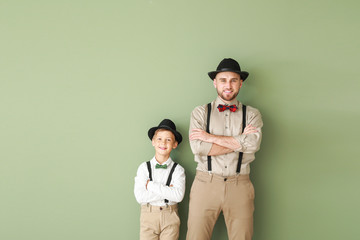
[208,58,249,81]
[148,119,183,144]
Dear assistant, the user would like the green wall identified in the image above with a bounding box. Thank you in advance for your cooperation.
[1,0,359,239]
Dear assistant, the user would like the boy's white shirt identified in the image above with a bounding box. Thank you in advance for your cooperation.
[134,157,186,206]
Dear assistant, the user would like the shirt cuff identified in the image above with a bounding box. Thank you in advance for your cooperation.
[191,141,213,156]
[233,134,247,152]
[147,181,155,191]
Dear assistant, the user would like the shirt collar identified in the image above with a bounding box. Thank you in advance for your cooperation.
[151,156,173,166]
[215,96,240,107]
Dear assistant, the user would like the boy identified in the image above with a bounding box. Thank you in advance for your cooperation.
[134,119,186,240]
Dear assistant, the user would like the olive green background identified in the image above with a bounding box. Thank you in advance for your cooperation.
[1,0,359,239]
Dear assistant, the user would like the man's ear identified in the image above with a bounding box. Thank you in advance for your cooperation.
[213,79,217,88]
[239,79,243,88]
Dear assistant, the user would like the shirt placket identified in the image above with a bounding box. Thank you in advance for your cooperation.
[223,110,231,176]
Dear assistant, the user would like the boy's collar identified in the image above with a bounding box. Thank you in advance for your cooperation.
[152,156,172,166]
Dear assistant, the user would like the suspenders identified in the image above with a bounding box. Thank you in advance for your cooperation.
[207,103,212,172]
[146,161,153,181]
[146,161,178,204]
[206,103,247,174]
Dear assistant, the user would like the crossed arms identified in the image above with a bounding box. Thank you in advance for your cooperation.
[134,163,185,204]
[189,105,263,157]
[190,124,258,156]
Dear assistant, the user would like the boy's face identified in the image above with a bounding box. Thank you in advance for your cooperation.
[152,129,178,157]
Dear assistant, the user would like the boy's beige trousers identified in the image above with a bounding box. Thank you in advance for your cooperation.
[140,204,180,240]
[186,171,255,240]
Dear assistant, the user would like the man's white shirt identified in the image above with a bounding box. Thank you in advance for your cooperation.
[134,157,185,206]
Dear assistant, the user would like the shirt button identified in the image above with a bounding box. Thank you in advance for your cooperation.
[160,207,163,210]
[225,166,227,168]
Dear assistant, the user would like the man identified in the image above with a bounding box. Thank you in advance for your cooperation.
[186,58,263,240]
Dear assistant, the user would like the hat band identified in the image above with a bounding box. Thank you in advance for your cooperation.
[218,68,241,72]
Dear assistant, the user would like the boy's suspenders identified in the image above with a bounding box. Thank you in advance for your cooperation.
[206,103,247,174]
[146,161,178,204]
[164,162,178,204]
[146,161,153,181]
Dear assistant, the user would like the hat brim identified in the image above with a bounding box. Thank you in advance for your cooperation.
[208,70,249,81]
[148,126,183,144]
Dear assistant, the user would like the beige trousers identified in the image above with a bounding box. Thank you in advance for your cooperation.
[186,171,255,240]
[140,204,180,240]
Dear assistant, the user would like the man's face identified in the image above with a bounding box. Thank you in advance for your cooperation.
[213,71,243,103]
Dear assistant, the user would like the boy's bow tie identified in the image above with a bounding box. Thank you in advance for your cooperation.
[155,164,167,169]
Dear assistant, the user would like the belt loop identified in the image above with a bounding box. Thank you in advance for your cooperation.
[209,173,213,183]
[149,204,152,212]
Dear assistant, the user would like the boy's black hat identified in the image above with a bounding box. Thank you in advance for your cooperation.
[148,119,183,144]
[208,58,249,81]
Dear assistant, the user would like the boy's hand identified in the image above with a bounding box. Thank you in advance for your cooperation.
[146,179,150,189]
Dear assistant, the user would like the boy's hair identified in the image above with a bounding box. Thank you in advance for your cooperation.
[153,129,177,142]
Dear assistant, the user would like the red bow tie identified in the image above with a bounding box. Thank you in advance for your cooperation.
[217,104,238,112]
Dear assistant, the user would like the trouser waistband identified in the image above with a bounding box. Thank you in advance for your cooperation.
[141,203,178,212]
[196,170,250,183]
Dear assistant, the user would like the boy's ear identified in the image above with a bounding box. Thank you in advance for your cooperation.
[173,141,178,149]
[151,138,155,147]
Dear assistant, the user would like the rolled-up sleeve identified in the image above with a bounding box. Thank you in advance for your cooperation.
[189,106,213,156]
[233,107,263,154]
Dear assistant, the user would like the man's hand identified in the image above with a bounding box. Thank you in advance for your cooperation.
[189,129,212,142]
[243,124,258,135]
